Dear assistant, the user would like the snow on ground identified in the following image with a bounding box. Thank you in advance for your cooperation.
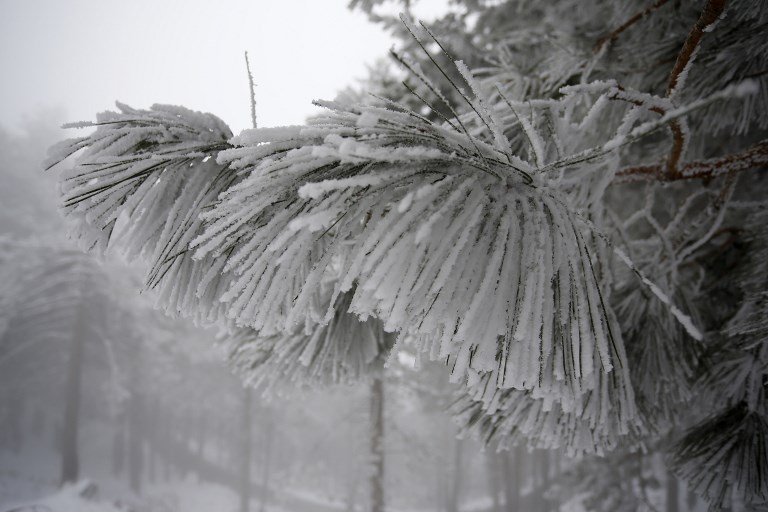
[0,439,60,506]
[1,480,125,512]
[0,430,290,512]
[141,476,241,512]
[0,473,296,512]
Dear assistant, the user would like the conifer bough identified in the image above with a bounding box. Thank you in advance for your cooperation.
[47,0,768,509]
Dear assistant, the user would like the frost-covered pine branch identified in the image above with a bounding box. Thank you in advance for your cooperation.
[47,103,238,323]
[47,1,768,509]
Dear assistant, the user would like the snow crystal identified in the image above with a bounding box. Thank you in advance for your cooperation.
[602,135,626,152]
[288,209,342,233]
[230,125,304,145]
[398,191,414,212]
[356,110,379,128]
[297,170,415,199]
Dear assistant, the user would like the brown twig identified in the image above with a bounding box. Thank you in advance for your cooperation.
[665,119,687,179]
[599,1,729,181]
[666,0,728,96]
[617,140,768,181]
[594,0,671,53]
[663,0,727,178]
[608,86,690,178]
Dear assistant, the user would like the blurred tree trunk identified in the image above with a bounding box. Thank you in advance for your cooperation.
[370,376,385,512]
[534,450,551,512]
[128,344,144,494]
[239,385,252,512]
[259,406,273,512]
[60,303,86,486]
[8,387,24,454]
[501,448,520,512]
[162,409,173,481]
[447,436,463,512]
[552,452,562,512]
[216,418,226,467]
[344,451,361,512]
[667,467,679,512]
[197,409,207,458]
[146,400,157,484]
[438,449,448,512]
[112,412,125,477]
[687,488,698,511]
[485,451,501,512]
[31,407,44,440]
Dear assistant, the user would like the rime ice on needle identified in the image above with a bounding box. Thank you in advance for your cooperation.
[50,54,746,458]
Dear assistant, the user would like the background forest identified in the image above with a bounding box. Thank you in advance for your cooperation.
[2,1,767,511]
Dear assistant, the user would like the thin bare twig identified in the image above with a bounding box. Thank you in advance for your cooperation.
[608,0,726,181]
[594,0,672,53]
[667,0,728,96]
[606,1,729,180]
[664,119,688,179]
[607,85,691,180]
[663,0,727,178]
[245,51,258,130]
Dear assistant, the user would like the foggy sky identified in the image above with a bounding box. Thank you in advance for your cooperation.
[0,0,396,134]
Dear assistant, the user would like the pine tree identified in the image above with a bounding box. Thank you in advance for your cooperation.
[46,0,767,509]
[0,242,134,485]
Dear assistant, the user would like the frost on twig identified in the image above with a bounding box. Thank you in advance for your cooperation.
[617,139,768,181]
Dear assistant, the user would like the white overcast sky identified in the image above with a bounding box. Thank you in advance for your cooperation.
[0,0,449,134]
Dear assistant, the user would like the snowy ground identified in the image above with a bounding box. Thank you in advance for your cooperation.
[0,470,293,512]
[0,424,286,512]
[0,430,350,512]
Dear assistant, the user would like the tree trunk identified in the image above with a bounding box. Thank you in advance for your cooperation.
[112,412,125,477]
[369,377,385,512]
[146,400,156,484]
[197,410,207,458]
[31,407,44,440]
[8,387,24,454]
[162,408,172,481]
[433,448,447,512]
[259,407,273,512]
[447,436,462,512]
[551,452,562,512]
[667,467,679,512]
[687,488,698,511]
[216,419,225,467]
[501,448,520,512]
[127,398,144,493]
[345,452,361,512]
[60,303,86,486]
[128,342,144,494]
[239,386,252,512]
[485,451,501,512]
[539,450,550,512]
